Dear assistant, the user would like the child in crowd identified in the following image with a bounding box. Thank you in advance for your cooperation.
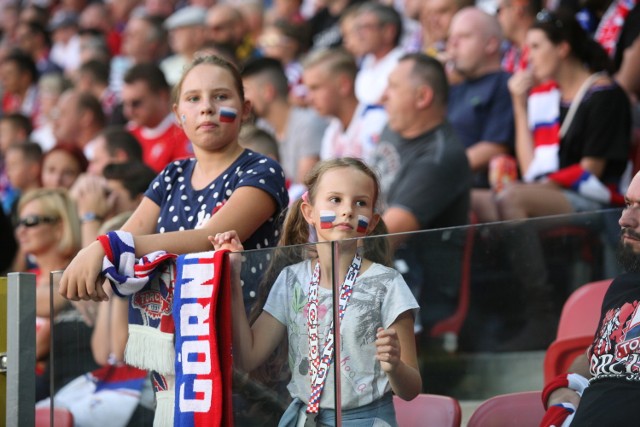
[59,54,288,304]
[211,157,421,426]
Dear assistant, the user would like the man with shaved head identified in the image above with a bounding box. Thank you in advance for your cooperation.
[446,7,514,192]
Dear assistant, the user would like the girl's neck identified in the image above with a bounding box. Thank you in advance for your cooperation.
[192,143,244,188]
[316,242,359,289]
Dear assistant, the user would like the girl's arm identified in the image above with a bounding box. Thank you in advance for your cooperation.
[91,296,112,365]
[60,186,277,301]
[375,310,422,401]
[59,197,161,301]
[133,186,277,255]
[210,231,286,372]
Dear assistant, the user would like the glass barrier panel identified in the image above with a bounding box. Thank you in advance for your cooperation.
[43,207,624,425]
[0,277,6,422]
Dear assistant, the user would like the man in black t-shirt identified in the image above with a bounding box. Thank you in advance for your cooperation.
[543,171,640,426]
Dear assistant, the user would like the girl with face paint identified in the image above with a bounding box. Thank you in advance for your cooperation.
[59,55,289,302]
[211,158,422,426]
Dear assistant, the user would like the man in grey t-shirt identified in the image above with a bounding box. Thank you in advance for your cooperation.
[371,53,471,331]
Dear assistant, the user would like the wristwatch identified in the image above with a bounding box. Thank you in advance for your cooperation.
[81,212,103,224]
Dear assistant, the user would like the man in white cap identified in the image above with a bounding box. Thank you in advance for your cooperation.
[160,6,208,86]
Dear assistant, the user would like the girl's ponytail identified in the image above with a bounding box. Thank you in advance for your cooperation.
[279,199,310,247]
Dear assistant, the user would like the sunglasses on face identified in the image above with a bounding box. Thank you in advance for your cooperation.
[17,215,59,228]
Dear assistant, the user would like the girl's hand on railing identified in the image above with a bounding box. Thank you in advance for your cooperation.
[209,230,244,279]
[59,240,109,302]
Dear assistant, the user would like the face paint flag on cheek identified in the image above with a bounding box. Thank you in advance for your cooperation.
[356,215,369,233]
[320,210,336,229]
[219,106,238,123]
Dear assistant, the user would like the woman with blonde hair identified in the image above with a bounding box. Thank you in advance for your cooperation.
[16,188,98,400]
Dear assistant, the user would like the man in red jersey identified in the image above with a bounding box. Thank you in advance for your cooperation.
[121,63,192,172]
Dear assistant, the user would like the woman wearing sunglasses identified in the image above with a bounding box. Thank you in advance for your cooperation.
[16,188,98,400]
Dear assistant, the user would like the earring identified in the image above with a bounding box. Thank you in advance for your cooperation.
[181,114,186,123]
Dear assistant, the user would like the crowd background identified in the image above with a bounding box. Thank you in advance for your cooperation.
[0,0,639,425]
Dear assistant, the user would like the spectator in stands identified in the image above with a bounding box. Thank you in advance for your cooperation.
[238,124,281,162]
[78,2,121,57]
[497,10,630,221]
[308,0,366,51]
[19,4,49,29]
[257,19,311,105]
[0,49,39,121]
[0,113,33,215]
[53,89,106,159]
[76,30,111,67]
[371,52,471,331]
[0,113,32,152]
[4,142,43,218]
[14,21,61,76]
[60,54,288,318]
[497,0,542,73]
[121,63,192,173]
[31,72,69,152]
[265,0,305,25]
[41,143,88,190]
[613,3,640,98]
[160,6,208,86]
[109,13,168,99]
[48,10,82,75]
[354,2,405,106]
[447,7,514,192]
[493,10,631,350]
[339,4,368,62]
[420,0,472,60]
[15,188,97,400]
[541,170,640,426]
[72,161,156,248]
[74,60,119,122]
[303,47,387,165]
[87,125,143,175]
[206,3,259,63]
[0,3,19,46]
[241,57,327,201]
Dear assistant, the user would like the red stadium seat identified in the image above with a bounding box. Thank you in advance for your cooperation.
[393,393,461,427]
[467,391,544,427]
[543,279,612,384]
[35,406,74,427]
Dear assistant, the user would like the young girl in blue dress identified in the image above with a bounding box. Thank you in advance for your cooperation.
[59,55,288,300]
[211,157,421,426]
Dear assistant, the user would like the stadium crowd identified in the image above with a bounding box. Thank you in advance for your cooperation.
[0,0,639,425]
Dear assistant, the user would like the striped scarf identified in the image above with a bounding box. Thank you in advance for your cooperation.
[99,231,233,426]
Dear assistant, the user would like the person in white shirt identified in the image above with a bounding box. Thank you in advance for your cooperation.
[353,2,405,105]
[303,47,387,166]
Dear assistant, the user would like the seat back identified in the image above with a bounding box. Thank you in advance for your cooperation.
[466,391,544,427]
[393,394,461,427]
[35,406,74,427]
[555,279,612,340]
[543,279,612,383]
